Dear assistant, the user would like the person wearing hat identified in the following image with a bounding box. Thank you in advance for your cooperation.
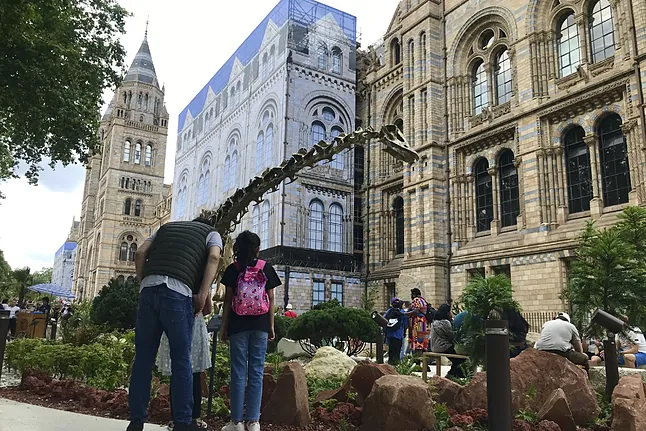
[284,304,297,319]
[383,298,408,365]
[534,312,589,370]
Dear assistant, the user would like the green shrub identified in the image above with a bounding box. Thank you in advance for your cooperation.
[287,300,379,355]
[307,376,345,408]
[91,278,139,330]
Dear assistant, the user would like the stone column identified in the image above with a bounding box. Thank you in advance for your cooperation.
[484,63,494,109]
[536,149,547,224]
[418,186,426,254]
[575,14,590,65]
[460,175,468,242]
[554,148,568,225]
[546,149,558,225]
[514,156,526,229]
[466,174,476,240]
[584,134,604,218]
[621,119,641,204]
[406,190,414,258]
[488,167,500,235]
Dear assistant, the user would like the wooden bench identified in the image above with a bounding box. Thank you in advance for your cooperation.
[421,352,469,381]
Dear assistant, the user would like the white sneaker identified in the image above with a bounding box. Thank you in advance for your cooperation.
[246,422,260,431]
[221,422,244,431]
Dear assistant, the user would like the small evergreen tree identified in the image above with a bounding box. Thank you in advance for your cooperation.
[91,278,139,330]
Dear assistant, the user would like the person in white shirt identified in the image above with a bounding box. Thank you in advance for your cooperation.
[535,312,589,370]
[8,300,20,338]
[1,299,8,310]
[616,315,646,368]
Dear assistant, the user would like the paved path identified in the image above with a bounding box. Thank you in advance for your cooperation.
[0,398,165,431]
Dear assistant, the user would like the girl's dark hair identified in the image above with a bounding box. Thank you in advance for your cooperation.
[411,288,422,298]
[435,304,451,321]
[234,230,261,268]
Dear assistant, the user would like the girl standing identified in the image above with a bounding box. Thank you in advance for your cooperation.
[219,231,281,431]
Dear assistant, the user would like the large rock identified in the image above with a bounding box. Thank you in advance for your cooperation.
[590,367,646,395]
[344,362,398,402]
[262,362,311,427]
[261,373,276,411]
[277,338,310,360]
[305,346,357,380]
[430,375,462,406]
[536,388,576,431]
[454,348,599,425]
[361,375,436,431]
[611,374,646,431]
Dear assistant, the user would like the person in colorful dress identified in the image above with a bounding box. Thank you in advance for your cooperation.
[407,288,430,355]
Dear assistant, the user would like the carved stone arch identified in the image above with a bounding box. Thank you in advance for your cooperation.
[589,105,624,133]
[381,86,404,125]
[448,7,517,77]
[550,5,579,33]
[200,150,213,166]
[526,0,580,35]
[556,121,586,145]
[494,145,516,164]
[226,128,242,150]
[465,153,489,174]
[256,96,280,126]
[303,92,354,128]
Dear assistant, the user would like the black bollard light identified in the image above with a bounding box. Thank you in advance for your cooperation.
[485,320,512,431]
[0,310,10,381]
[590,309,624,399]
[371,311,387,364]
[206,314,223,417]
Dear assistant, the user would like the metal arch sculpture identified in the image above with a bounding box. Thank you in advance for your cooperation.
[202,124,419,298]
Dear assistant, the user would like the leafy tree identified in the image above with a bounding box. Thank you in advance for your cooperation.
[360,286,379,311]
[288,299,380,356]
[563,215,646,334]
[0,0,129,196]
[11,267,34,304]
[0,250,12,297]
[91,278,139,330]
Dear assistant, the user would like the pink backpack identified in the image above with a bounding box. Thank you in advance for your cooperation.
[232,260,270,316]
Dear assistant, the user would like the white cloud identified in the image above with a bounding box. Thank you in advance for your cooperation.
[0,0,399,272]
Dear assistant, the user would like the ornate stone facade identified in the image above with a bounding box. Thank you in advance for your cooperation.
[359,0,646,322]
[72,33,171,300]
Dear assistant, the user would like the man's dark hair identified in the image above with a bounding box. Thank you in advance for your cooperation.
[435,304,451,321]
[42,297,50,303]
[411,288,422,298]
[1,299,7,304]
[192,217,213,226]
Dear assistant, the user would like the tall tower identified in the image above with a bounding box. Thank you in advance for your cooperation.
[73,30,169,300]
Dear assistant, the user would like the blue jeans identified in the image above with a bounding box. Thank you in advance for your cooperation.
[229,330,268,422]
[129,285,194,425]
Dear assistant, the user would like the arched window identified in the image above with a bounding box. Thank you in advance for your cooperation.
[145,144,152,166]
[198,158,211,206]
[223,156,231,191]
[498,150,519,227]
[311,121,326,146]
[589,0,615,63]
[394,197,405,255]
[125,178,130,189]
[124,199,132,215]
[317,42,328,69]
[134,142,142,164]
[264,124,273,170]
[120,177,125,188]
[261,53,269,79]
[129,243,137,261]
[331,47,342,74]
[599,114,631,206]
[230,151,238,190]
[269,45,276,70]
[261,201,270,246]
[119,242,128,261]
[495,50,512,104]
[117,275,125,283]
[176,175,188,220]
[134,200,142,217]
[123,140,131,162]
[472,60,488,115]
[391,38,401,65]
[308,200,324,250]
[564,126,592,213]
[420,32,427,79]
[475,158,493,232]
[322,107,335,122]
[252,205,260,235]
[328,204,343,252]
[235,82,241,105]
[408,40,415,80]
[330,127,344,170]
[135,179,141,191]
[256,132,264,173]
[558,13,581,77]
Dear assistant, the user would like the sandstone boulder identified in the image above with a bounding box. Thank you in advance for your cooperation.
[344,362,397,402]
[589,367,646,395]
[454,348,599,425]
[430,375,462,406]
[305,346,357,380]
[535,421,561,431]
[261,373,277,411]
[262,362,311,427]
[361,375,435,431]
[537,388,576,431]
[277,338,310,360]
[611,374,646,431]
[314,386,349,405]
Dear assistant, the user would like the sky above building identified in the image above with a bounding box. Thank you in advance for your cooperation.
[0,0,399,271]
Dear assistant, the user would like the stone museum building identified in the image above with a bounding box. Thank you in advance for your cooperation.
[358,0,646,328]
[72,31,171,300]
[174,0,361,313]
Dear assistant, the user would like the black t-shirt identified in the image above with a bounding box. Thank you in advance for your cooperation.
[221,260,281,336]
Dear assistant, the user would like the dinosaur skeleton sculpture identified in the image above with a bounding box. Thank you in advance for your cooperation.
[201,125,419,299]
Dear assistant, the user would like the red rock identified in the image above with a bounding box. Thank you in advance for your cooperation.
[360,375,435,431]
[454,348,599,425]
[157,383,170,397]
[464,408,488,424]
[345,362,397,403]
[314,387,349,405]
[261,362,311,427]
[537,388,576,431]
[149,394,171,424]
[512,419,532,431]
[430,375,462,407]
[536,420,562,431]
[611,374,646,431]
[106,390,129,415]
[261,373,276,411]
[21,371,52,385]
[450,414,474,427]
[314,402,358,426]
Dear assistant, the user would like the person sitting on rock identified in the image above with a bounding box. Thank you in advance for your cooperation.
[583,337,603,366]
[616,315,646,369]
[534,312,589,371]
[430,304,465,378]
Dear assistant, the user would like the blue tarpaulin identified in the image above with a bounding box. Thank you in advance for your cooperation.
[28,283,75,299]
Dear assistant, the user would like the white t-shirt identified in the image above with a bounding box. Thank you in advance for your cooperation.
[616,328,646,354]
[8,306,20,319]
[535,319,581,352]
